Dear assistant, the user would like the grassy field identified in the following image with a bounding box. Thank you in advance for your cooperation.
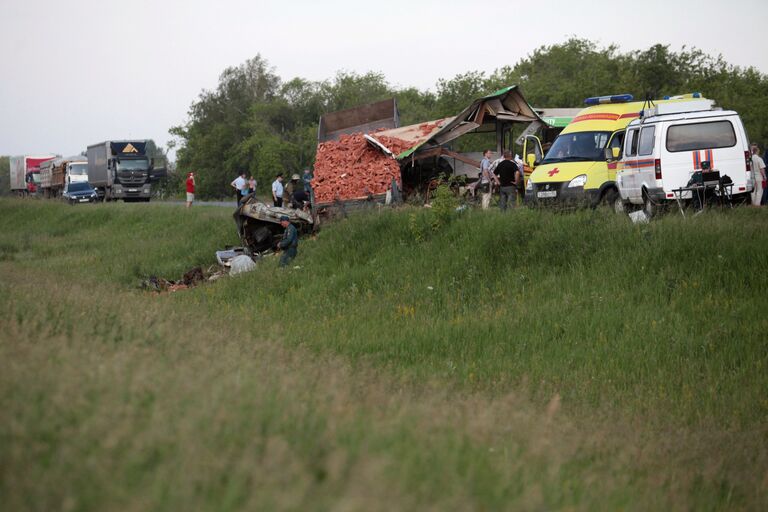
[1,198,766,510]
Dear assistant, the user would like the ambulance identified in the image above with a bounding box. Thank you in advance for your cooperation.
[616,100,752,215]
[522,94,704,208]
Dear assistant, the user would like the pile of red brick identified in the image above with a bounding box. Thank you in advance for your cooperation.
[312,133,412,204]
[418,121,442,136]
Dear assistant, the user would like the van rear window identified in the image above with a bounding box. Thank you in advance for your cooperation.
[666,120,736,152]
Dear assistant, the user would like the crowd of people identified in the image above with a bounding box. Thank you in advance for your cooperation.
[223,169,314,211]
[476,149,526,211]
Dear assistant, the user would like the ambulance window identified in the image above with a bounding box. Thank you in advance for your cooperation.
[626,129,640,156]
[666,120,737,152]
[638,126,656,156]
[608,132,624,149]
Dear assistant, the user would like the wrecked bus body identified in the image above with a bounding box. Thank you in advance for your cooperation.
[234,196,314,254]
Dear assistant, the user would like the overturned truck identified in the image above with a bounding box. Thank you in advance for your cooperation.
[312,86,545,205]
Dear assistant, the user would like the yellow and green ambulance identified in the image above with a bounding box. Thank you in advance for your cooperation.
[523,94,703,208]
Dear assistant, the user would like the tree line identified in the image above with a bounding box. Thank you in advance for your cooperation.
[168,38,768,198]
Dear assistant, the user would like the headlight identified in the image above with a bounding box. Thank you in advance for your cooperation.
[568,174,587,188]
[526,178,534,191]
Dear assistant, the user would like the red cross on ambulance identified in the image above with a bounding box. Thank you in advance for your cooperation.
[547,168,560,177]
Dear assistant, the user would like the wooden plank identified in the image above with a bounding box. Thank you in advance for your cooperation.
[474,104,487,126]
[441,149,481,168]
[433,121,480,145]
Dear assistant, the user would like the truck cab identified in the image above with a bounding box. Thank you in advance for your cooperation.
[87,141,155,201]
[66,161,89,184]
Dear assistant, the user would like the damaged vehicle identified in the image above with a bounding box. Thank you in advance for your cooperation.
[234,196,315,253]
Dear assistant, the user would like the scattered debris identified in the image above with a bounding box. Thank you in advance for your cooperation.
[230,254,257,276]
[141,264,228,294]
[216,247,247,267]
[628,210,650,224]
[182,266,206,286]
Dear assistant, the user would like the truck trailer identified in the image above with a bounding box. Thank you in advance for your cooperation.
[87,140,154,201]
[40,156,88,198]
[9,155,57,196]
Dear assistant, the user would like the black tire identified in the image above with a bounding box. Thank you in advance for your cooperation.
[601,187,624,214]
[643,190,655,218]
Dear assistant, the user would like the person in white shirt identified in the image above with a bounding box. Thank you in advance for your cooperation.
[271,174,285,207]
[750,144,766,206]
[479,149,499,210]
[230,171,247,204]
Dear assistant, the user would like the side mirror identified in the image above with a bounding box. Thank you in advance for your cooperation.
[605,147,621,161]
[526,154,536,169]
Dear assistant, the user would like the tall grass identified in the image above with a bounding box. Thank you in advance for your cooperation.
[1,198,766,510]
[200,205,768,427]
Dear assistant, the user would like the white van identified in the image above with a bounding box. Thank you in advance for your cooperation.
[615,100,753,214]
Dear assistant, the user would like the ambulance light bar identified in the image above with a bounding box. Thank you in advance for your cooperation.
[662,92,702,100]
[584,94,634,105]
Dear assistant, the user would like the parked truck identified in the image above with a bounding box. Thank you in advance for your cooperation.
[40,156,88,198]
[9,155,57,196]
[87,140,155,201]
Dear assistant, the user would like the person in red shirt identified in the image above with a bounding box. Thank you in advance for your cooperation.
[186,172,195,208]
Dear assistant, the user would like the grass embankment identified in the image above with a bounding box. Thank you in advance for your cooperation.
[1,199,766,510]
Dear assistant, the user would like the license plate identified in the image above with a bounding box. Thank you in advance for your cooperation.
[79,198,89,202]
[128,188,138,192]
[537,191,557,198]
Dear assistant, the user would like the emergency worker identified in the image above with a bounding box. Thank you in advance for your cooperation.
[277,215,299,267]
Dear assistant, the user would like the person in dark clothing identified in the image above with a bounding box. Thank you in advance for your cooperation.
[291,188,310,210]
[494,151,519,211]
[277,215,299,267]
[302,168,313,193]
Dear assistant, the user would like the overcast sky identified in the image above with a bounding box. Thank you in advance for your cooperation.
[2,0,766,159]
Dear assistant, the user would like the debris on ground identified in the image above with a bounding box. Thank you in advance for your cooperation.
[216,247,247,266]
[141,263,232,294]
[229,254,257,276]
[628,210,650,224]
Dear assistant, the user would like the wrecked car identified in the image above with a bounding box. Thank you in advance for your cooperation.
[234,196,315,254]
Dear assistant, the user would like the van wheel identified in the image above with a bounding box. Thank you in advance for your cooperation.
[602,188,624,214]
[643,190,655,218]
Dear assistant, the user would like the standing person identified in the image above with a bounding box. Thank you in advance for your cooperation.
[231,171,247,204]
[271,174,284,207]
[291,188,310,210]
[277,215,298,267]
[494,152,518,211]
[479,149,498,210]
[185,172,195,208]
[302,168,313,193]
[248,175,257,195]
[750,144,766,206]
[284,174,300,207]
[514,155,526,205]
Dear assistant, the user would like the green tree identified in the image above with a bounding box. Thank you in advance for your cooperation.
[0,156,9,196]
[169,41,768,199]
